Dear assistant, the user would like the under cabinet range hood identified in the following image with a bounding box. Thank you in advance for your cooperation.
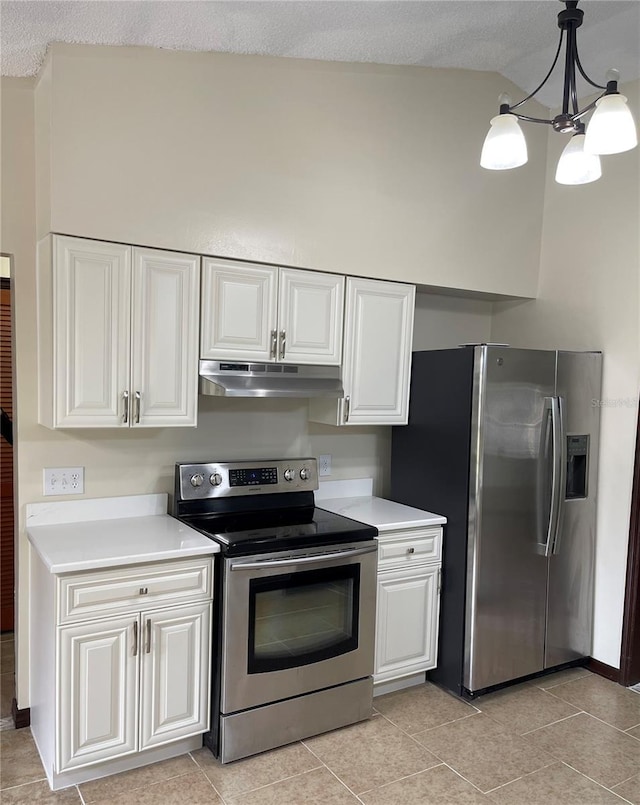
[199,360,343,398]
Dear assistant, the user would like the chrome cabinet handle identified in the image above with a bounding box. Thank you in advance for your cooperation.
[134,391,141,424]
[132,621,138,656]
[145,619,151,654]
[122,390,129,424]
[139,587,148,595]
[344,396,351,423]
[407,547,415,554]
[270,330,278,359]
[279,330,286,360]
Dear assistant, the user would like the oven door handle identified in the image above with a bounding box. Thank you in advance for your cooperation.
[228,543,377,571]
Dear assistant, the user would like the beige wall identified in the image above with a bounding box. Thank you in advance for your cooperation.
[413,291,493,351]
[1,76,36,706]
[39,44,548,298]
[492,79,640,669]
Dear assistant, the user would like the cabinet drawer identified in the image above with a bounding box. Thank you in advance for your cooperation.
[58,558,213,624]
[377,527,442,571]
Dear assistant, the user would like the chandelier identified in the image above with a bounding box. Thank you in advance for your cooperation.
[481,0,637,185]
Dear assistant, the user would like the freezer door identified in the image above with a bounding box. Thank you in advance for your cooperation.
[546,351,602,667]
[464,346,556,692]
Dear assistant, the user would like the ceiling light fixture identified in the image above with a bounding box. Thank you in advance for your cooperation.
[481,0,637,185]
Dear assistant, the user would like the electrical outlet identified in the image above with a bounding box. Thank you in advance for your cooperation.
[43,467,85,496]
[318,454,332,477]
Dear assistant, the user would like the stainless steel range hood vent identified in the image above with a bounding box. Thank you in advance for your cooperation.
[199,360,344,398]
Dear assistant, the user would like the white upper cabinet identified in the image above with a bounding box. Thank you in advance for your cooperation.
[309,277,415,426]
[38,236,200,428]
[201,259,344,365]
[277,269,344,364]
[131,247,200,427]
[200,260,277,362]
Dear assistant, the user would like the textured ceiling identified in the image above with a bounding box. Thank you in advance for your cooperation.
[1,1,639,106]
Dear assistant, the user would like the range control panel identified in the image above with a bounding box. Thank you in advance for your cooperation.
[176,458,319,500]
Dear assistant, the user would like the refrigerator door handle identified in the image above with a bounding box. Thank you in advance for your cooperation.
[545,396,565,557]
[552,396,567,555]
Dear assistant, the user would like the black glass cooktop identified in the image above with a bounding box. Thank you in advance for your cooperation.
[178,506,377,556]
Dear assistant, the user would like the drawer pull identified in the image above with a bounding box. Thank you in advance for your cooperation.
[145,619,151,654]
[407,547,415,554]
[139,587,148,595]
[133,621,138,656]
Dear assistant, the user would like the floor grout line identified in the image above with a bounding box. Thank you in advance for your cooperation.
[521,709,584,735]
[578,710,640,739]
[376,708,478,738]
[191,747,324,802]
[356,763,447,796]
[440,761,488,795]
[301,739,366,802]
[484,772,528,794]
[561,760,637,803]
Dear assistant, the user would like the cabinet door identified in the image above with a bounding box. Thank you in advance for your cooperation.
[278,269,344,365]
[342,278,415,425]
[58,615,139,771]
[139,602,211,749]
[375,565,440,683]
[201,259,277,361]
[131,248,200,427]
[53,236,131,427]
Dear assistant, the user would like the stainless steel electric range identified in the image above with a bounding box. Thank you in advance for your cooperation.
[172,458,378,763]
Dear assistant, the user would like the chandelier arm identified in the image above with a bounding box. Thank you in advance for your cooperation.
[569,97,603,121]
[509,28,565,112]
[573,51,607,91]
[511,112,554,125]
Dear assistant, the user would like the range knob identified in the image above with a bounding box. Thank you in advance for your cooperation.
[209,472,222,487]
[283,468,295,482]
[300,467,310,481]
[190,473,204,488]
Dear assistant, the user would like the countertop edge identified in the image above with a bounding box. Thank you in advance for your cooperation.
[40,545,219,575]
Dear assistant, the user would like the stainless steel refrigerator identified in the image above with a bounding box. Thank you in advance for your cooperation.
[391,345,602,697]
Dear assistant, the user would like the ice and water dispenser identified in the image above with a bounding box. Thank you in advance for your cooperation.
[566,435,590,499]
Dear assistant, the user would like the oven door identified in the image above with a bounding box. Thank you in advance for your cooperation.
[221,541,377,714]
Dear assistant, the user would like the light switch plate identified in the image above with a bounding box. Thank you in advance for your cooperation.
[43,467,85,496]
[318,455,332,477]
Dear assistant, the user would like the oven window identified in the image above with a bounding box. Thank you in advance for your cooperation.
[248,565,360,673]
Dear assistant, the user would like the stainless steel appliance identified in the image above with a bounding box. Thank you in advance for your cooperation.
[172,458,378,762]
[199,360,343,398]
[391,346,602,697]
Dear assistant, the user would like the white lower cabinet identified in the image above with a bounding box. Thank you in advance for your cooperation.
[58,615,139,771]
[140,603,211,749]
[59,602,211,771]
[31,555,214,790]
[374,527,442,685]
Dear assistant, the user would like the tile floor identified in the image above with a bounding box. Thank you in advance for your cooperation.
[2,630,640,804]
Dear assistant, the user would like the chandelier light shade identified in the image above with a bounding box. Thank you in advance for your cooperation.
[555,126,601,185]
[481,0,637,185]
[480,109,528,170]
[584,89,638,155]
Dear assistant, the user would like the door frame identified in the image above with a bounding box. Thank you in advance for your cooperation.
[620,393,640,687]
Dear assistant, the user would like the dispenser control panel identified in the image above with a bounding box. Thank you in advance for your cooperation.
[566,434,589,500]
